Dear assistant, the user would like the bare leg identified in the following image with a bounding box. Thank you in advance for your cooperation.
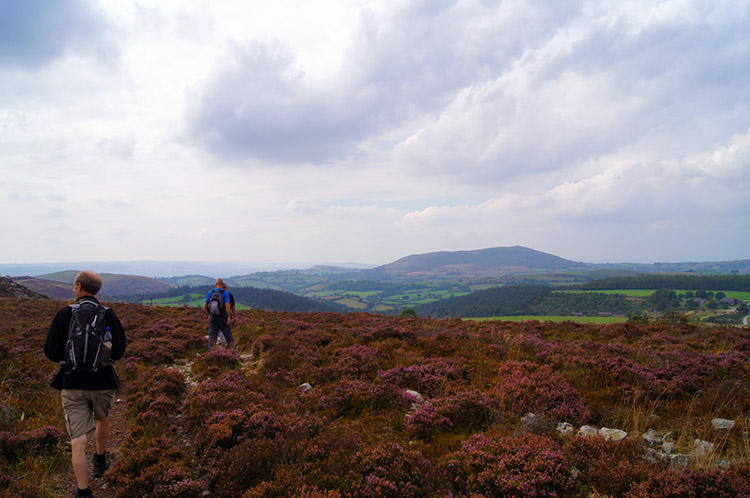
[95,418,109,455]
[70,435,89,490]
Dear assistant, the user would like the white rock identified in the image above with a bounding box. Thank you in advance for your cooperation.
[599,427,628,441]
[715,460,732,471]
[557,422,574,436]
[405,390,425,404]
[711,418,735,431]
[642,428,662,446]
[670,454,689,467]
[578,425,598,437]
[691,439,714,458]
[662,441,676,455]
[298,383,312,393]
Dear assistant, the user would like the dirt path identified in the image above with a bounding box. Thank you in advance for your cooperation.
[46,392,128,498]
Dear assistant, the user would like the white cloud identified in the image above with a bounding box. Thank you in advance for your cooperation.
[0,0,748,266]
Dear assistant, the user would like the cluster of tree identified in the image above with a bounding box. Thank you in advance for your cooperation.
[646,289,748,313]
[578,274,750,291]
[414,285,549,318]
[413,285,636,318]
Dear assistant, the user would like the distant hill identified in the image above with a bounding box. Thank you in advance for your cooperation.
[11,276,74,300]
[133,285,350,314]
[158,275,216,287]
[30,271,175,297]
[363,246,590,280]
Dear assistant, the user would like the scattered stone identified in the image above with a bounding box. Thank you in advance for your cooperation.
[715,460,732,471]
[642,428,663,446]
[405,390,426,411]
[404,390,425,404]
[557,422,574,436]
[662,441,676,455]
[643,447,664,464]
[691,439,715,459]
[578,425,598,437]
[569,466,581,479]
[670,454,690,467]
[298,383,312,393]
[711,418,735,431]
[599,427,628,441]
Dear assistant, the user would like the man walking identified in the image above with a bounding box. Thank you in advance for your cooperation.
[45,271,126,498]
[205,277,235,350]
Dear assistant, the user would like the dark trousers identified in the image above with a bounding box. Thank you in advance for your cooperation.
[207,314,234,350]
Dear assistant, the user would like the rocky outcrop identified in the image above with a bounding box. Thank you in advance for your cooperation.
[0,275,47,299]
[552,420,741,470]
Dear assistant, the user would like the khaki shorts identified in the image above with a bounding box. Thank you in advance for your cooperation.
[60,389,116,440]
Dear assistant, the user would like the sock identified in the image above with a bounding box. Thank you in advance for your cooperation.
[77,488,93,497]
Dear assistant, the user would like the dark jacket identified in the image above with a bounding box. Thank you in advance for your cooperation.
[44,296,126,391]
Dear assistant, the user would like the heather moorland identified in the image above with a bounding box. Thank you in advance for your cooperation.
[1,298,749,497]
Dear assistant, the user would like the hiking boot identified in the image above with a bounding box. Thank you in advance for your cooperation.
[74,489,95,498]
[92,452,110,478]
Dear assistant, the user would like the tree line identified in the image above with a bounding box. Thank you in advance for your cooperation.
[577,274,750,291]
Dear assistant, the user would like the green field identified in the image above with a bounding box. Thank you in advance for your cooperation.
[468,315,629,324]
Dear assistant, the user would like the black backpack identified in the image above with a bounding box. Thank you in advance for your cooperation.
[65,301,112,372]
[207,289,225,316]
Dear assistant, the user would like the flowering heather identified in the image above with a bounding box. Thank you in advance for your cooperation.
[332,344,382,380]
[1,299,750,496]
[191,347,241,380]
[354,442,434,497]
[183,370,270,429]
[128,366,187,415]
[124,318,205,366]
[623,467,750,497]
[407,390,497,440]
[109,435,205,498]
[564,434,653,496]
[0,424,65,463]
[311,379,411,418]
[446,433,575,497]
[493,361,591,424]
[379,357,470,396]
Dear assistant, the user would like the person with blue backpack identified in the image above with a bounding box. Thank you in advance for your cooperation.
[44,271,126,498]
[204,277,235,351]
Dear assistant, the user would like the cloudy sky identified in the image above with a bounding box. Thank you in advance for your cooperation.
[1,0,748,268]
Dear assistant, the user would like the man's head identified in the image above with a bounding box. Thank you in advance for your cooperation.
[74,271,103,297]
[215,278,227,290]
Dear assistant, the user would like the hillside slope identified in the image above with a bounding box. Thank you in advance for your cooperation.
[3,299,749,497]
[34,271,174,297]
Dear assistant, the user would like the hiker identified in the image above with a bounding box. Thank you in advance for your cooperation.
[216,280,236,347]
[44,271,126,498]
[204,278,235,350]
